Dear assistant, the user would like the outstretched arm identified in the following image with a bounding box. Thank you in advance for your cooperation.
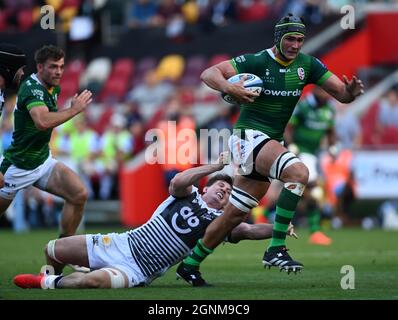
[228,222,298,244]
[29,90,92,130]
[321,74,364,104]
[169,152,229,198]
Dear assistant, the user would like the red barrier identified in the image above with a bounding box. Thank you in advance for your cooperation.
[368,12,398,65]
[120,162,168,227]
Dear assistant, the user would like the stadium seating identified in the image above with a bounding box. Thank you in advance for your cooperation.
[155,54,185,82]
[0,11,7,32]
[112,58,135,79]
[132,56,157,87]
[58,59,86,106]
[17,9,33,32]
[99,58,135,103]
[179,54,207,86]
[207,54,230,67]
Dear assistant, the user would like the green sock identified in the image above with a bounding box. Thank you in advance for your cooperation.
[268,187,301,250]
[183,239,214,269]
[308,208,321,234]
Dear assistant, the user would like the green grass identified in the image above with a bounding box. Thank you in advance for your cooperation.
[1,228,397,300]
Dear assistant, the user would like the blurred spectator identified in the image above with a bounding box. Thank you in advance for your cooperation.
[155,54,185,82]
[374,86,398,145]
[67,0,104,61]
[123,100,144,127]
[97,113,133,199]
[127,0,159,28]
[303,0,324,25]
[0,111,13,154]
[126,69,175,120]
[378,199,398,230]
[238,0,269,22]
[197,0,237,32]
[129,119,146,155]
[377,87,398,128]
[181,0,200,24]
[210,0,237,26]
[156,0,182,24]
[321,149,356,225]
[69,116,99,199]
[156,94,197,187]
[202,103,233,163]
[334,101,362,149]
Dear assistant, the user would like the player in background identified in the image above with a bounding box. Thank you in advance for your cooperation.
[0,43,27,188]
[13,152,297,289]
[285,86,336,246]
[0,45,92,242]
[177,13,364,285]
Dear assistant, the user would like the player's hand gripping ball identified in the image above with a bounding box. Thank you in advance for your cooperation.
[222,73,263,104]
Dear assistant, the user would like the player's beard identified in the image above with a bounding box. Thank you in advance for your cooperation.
[43,76,60,89]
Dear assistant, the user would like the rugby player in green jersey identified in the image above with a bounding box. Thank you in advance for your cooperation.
[0,43,27,188]
[285,86,336,246]
[177,13,364,285]
[0,45,92,241]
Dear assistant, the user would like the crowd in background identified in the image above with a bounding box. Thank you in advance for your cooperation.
[2,0,395,34]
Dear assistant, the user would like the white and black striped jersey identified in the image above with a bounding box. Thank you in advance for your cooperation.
[126,187,222,279]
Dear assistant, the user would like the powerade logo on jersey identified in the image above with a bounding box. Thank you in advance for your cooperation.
[263,89,302,97]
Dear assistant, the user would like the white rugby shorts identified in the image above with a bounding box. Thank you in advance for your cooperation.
[0,155,58,200]
[86,232,148,288]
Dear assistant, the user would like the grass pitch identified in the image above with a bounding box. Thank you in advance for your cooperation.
[0,228,397,300]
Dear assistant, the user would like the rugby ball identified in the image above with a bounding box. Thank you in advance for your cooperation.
[221,73,263,104]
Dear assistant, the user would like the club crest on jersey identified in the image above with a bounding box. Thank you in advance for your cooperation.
[297,67,305,81]
[102,235,111,247]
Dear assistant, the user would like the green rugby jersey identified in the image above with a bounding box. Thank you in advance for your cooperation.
[231,49,332,141]
[289,94,335,154]
[2,74,60,170]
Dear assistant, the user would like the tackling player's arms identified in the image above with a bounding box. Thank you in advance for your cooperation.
[229,222,298,244]
[169,152,229,198]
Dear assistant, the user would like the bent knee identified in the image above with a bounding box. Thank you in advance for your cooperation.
[71,187,89,205]
[45,239,64,264]
[282,163,309,185]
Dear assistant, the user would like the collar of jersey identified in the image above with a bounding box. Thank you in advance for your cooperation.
[266,49,294,67]
[31,73,54,94]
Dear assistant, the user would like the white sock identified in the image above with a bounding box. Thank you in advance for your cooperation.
[42,275,59,289]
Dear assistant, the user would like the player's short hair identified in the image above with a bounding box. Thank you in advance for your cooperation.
[34,45,65,65]
[206,174,233,188]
